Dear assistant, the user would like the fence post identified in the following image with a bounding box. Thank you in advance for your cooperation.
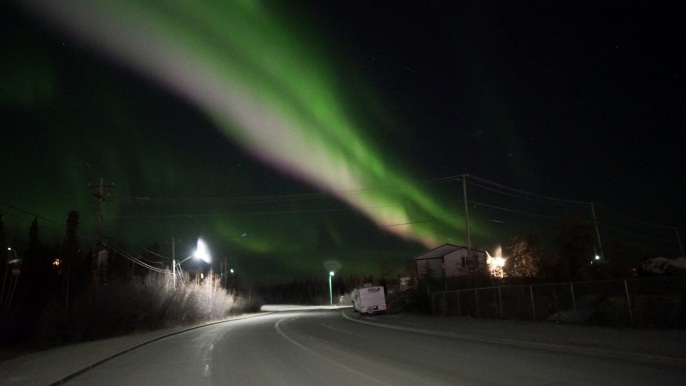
[624,280,634,326]
[570,282,576,310]
[492,288,496,318]
[475,289,479,316]
[498,286,503,318]
[457,291,461,316]
[530,285,536,320]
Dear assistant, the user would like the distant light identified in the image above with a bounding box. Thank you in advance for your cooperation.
[230,269,234,273]
[7,248,11,251]
[595,255,600,260]
[329,271,334,276]
[241,233,247,237]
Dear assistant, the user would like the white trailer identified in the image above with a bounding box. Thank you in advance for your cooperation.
[352,286,386,315]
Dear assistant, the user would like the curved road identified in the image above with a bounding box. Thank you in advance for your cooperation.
[65,311,685,385]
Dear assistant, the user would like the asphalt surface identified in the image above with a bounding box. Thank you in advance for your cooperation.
[63,310,686,386]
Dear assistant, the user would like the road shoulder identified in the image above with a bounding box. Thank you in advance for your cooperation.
[342,310,686,366]
[0,313,271,386]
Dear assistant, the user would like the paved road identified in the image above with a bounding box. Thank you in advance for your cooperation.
[64,311,686,386]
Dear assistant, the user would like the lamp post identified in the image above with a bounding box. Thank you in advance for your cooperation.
[173,239,211,286]
[1,248,18,306]
[222,233,246,290]
[328,271,334,306]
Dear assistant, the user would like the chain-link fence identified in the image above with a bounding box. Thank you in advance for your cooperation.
[429,275,686,328]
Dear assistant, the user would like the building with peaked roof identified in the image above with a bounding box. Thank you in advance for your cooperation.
[414,243,487,279]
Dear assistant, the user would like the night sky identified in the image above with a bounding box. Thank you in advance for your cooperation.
[1,1,684,282]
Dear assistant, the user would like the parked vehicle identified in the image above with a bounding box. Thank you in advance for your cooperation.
[638,256,686,276]
[352,285,386,315]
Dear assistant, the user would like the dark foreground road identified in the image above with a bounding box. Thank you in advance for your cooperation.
[64,311,686,386]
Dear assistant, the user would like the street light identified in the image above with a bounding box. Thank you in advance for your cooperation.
[173,239,211,286]
[1,248,18,306]
[328,271,334,306]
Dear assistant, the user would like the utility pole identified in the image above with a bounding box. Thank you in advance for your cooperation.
[171,238,178,286]
[462,175,472,262]
[87,178,115,245]
[590,203,604,261]
[224,256,228,289]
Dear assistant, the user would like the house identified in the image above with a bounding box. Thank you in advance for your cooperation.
[414,243,487,279]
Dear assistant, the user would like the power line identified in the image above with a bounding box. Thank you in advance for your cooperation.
[618,240,677,253]
[105,243,170,274]
[115,207,354,219]
[0,202,96,242]
[469,200,564,220]
[137,244,172,261]
[111,238,172,262]
[466,180,586,208]
[596,203,675,230]
[0,202,65,227]
[109,175,460,205]
[381,214,463,228]
[0,207,169,273]
[0,168,76,207]
[114,201,422,219]
[0,211,33,224]
[467,175,589,205]
[598,222,677,243]
[485,216,561,234]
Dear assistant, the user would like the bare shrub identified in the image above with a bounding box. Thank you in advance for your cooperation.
[33,271,256,345]
[229,294,263,315]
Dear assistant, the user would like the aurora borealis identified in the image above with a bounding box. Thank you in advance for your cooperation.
[21,0,471,245]
[2,2,684,281]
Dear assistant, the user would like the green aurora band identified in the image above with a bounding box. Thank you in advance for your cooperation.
[23,0,486,252]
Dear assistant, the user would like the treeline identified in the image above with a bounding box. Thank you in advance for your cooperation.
[253,269,412,305]
[1,211,95,346]
[254,274,370,305]
[0,211,256,349]
[420,213,662,292]
[502,213,645,282]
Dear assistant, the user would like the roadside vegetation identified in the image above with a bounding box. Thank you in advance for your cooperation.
[0,211,261,352]
[31,273,261,347]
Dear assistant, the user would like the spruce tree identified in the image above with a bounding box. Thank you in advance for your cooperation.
[0,212,7,276]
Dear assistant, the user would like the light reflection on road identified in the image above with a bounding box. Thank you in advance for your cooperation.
[261,304,352,312]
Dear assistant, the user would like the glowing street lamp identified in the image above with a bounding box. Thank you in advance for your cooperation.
[328,271,334,305]
[173,239,211,286]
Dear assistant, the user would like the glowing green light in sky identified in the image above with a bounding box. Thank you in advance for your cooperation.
[25,0,483,248]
